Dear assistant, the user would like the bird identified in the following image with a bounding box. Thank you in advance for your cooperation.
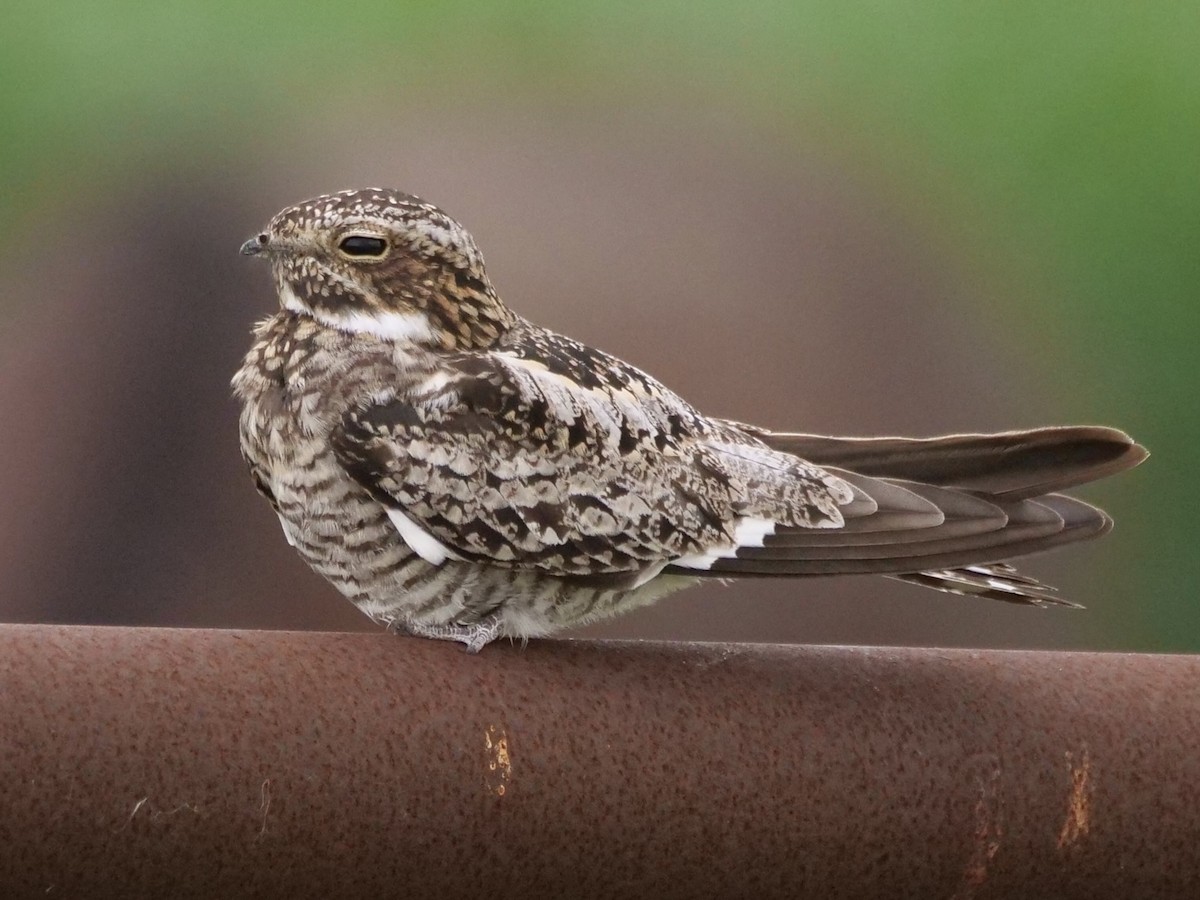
[233,188,1147,652]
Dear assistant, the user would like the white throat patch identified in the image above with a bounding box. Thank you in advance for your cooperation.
[281,283,436,344]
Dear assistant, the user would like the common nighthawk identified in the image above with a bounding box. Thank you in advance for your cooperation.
[233,188,1146,651]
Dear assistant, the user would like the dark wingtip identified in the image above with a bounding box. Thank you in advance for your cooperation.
[988,427,1149,500]
[1065,427,1148,467]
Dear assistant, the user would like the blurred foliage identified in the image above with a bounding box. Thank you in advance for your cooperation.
[1,2,1196,646]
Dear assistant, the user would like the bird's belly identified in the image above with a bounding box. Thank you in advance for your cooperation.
[238,405,414,606]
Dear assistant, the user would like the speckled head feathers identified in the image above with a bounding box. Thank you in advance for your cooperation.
[244,189,513,349]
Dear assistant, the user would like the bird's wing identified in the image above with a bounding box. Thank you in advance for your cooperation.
[330,337,855,580]
[331,332,1143,602]
[738,424,1148,500]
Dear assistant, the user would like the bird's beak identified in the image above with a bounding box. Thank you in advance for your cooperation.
[240,235,267,256]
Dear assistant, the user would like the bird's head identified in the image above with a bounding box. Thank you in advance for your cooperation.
[241,189,514,349]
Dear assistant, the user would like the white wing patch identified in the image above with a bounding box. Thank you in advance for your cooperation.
[673,516,777,570]
[386,507,461,566]
[733,516,777,547]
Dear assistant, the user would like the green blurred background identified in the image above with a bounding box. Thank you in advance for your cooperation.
[0,2,1195,650]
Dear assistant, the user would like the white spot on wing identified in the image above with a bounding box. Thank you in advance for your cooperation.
[672,551,722,570]
[673,516,778,569]
[386,508,461,566]
[732,516,776,548]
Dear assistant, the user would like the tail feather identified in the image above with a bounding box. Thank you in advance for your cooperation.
[891,563,1079,608]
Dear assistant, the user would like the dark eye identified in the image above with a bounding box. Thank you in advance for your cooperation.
[337,235,389,258]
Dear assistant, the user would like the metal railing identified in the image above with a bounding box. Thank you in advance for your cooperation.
[1,624,1197,898]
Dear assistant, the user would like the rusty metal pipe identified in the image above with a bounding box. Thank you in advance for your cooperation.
[1,624,1197,898]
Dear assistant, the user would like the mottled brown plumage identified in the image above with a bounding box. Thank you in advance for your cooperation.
[233,189,1147,651]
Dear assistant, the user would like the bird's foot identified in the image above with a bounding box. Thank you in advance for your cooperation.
[398,612,504,653]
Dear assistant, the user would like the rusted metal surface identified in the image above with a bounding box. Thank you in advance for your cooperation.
[0,625,1197,899]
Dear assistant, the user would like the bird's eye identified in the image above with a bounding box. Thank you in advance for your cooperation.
[337,235,389,259]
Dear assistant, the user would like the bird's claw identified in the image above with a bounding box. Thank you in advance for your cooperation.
[399,612,504,653]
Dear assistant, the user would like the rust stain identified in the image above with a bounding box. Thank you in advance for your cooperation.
[952,761,1003,900]
[484,724,512,798]
[1057,747,1092,849]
